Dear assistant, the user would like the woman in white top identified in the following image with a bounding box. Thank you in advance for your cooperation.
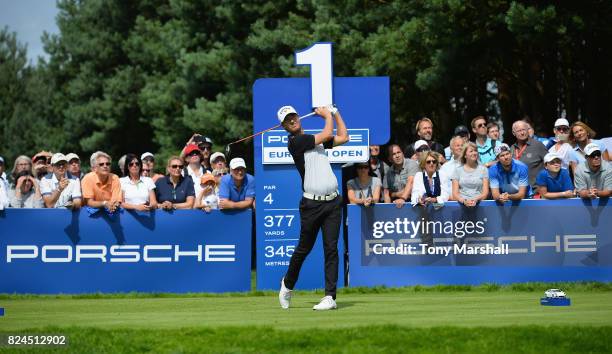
[411,151,449,208]
[451,142,489,207]
[347,162,382,207]
[120,153,157,211]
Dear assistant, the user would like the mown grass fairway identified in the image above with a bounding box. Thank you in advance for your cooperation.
[1,284,611,353]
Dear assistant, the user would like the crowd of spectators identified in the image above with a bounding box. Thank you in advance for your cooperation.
[347,117,611,208]
[0,118,609,213]
[0,134,253,213]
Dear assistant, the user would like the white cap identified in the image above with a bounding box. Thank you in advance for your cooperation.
[51,153,68,165]
[65,153,80,162]
[584,143,601,157]
[0,156,4,164]
[543,152,562,164]
[210,152,226,163]
[494,143,511,157]
[141,152,154,161]
[554,118,570,127]
[414,140,429,151]
[229,158,246,170]
[277,105,298,123]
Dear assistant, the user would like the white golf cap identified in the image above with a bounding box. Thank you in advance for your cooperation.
[229,158,246,170]
[51,153,68,165]
[277,105,298,123]
[414,140,429,151]
[210,152,226,163]
[554,118,570,127]
[584,143,601,157]
[141,152,154,161]
[543,152,562,164]
[65,153,80,162]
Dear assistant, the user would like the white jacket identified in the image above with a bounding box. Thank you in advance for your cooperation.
[410,171,450,207]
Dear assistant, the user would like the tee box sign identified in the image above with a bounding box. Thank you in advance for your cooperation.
[253,43,390,290]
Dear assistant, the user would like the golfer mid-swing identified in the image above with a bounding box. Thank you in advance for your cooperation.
[277,105,348,310]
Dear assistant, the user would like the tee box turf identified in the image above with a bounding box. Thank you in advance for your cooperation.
[540,297,571,306]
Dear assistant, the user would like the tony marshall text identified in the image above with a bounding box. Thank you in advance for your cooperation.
[371,243,509,256]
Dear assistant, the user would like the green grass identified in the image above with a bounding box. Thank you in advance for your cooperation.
[1,284,611,353]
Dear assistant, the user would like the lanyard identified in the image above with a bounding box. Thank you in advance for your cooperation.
[514,143,528,159]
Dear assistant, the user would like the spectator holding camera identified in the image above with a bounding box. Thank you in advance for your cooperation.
[40,153,82,209]
[120,153,157,211]
[32,151,52,180]
[183,134,214,172]
[81,151,122,212]
[194,173,219,212]
[574,143,611,199]
[489,144,530,203]
[9,170,44,208]
[535,152,574,199]
[155,156,195,210]
[347,162,381,207]
[383,144,419,208]
[451,142,489,207]
[411,151,450,208]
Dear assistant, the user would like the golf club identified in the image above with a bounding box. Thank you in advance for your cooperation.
[225,111,317,158]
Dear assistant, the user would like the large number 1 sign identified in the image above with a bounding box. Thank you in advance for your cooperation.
[253,42,390,290]
[296,43,333,107]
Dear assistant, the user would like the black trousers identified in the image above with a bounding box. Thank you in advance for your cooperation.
[284,196,341,299]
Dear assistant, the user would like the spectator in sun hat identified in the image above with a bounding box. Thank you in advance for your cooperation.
[9,170,44,208]
[444,125,470,160]
[194,173,219,212]
[347,162,381,207]
[32,151,53,180]
[574,143,611,199]
[182,144,208,198]
[547,118,579,171]
[218,157,255,210]
[40,153,82,209]
[210,151,227,170]
[412,139,430,161]
[535,152,574,199]
[65,153,84,179]
[183,134,214,171]
[488,143,531,203]
[140,152,164,182]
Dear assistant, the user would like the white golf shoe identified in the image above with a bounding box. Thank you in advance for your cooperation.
[279,278,292,309]
[313,295,337,310]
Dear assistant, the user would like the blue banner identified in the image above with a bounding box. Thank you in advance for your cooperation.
[348,199,612,286]
[0,209,252,294]
[253,77,390,290]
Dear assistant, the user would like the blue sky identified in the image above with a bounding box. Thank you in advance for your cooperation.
[0,0,59,64]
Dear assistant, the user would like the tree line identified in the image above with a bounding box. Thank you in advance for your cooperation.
[1,0,611,168]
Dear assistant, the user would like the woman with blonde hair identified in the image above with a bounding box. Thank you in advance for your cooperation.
[570,121,610,161]
[451,142,490,207]
[10,156,32,187]
[411,151,450,208]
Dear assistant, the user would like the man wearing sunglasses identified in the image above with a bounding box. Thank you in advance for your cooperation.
[182,134,214,172]
[575,143,611,199]
[81,151,122,212]
[32,151,53,180]
[40,153,82,209]
[472,116,501,167]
